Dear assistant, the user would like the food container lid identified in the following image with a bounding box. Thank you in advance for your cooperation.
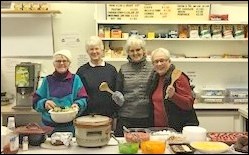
[75,114,110,126]
[15,122,54,135]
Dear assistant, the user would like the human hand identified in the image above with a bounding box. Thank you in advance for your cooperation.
[166,85,175,99]
[71,103,79,112]
[45,100,56,110]
[112,91,125,106]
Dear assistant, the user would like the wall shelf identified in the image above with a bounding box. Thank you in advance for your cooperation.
[96,20,248,25]
[103,58,248,63]
[101,38,248,41]
[1,10,61,14]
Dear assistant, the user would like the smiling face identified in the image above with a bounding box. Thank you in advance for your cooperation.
[151,50,171,76]
[87,45,104,62]
[128,43,145,62]
[53,54,70,73]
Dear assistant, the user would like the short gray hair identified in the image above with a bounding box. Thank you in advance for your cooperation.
[85,36,104,51]
[124,35,146,53]
[151,48,171,60]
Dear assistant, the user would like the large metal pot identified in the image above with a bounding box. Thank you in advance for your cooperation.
[74,114,112,147]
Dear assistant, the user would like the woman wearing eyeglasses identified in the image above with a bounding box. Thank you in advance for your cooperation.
[147,48,199,132]
[33,49,88,135]
[113,35,153,137]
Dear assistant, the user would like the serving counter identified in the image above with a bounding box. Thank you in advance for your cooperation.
[16,137,240,154]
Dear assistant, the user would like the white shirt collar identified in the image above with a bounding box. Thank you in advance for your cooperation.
[89,60,105,67]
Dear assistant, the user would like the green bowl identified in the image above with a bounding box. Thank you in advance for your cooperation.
[119,142,139,154]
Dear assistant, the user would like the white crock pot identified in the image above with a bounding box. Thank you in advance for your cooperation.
[74,114,112,147]
[182,126,207,143]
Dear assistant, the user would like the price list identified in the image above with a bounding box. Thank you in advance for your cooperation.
[106,4,210,21]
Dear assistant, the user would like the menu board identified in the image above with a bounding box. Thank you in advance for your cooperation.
[106,4,210,21]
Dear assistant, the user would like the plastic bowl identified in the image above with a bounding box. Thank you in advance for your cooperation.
[124,128,150,143]
[118,142,139,154]
[140,140,166,154]
[49,109,78,123]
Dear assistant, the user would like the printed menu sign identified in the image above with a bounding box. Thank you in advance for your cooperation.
[106,4,210,21]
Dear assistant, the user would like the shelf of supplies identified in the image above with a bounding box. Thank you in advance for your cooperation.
[103,58,248,63]
[1,10,61,14]
[96,20,248,25]
[101,38,248,41]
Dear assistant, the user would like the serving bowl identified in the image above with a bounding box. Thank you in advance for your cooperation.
[123,128,150,143]
[49,108,78,123]
[118,142,139,154]
[140,140,166,154]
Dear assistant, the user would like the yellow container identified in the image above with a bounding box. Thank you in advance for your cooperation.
[140,140,166,154]
[147,32,155,39]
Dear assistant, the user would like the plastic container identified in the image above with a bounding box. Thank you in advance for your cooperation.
[140,140,166,154]
[202,88,226,96]
[111,26,122,38]
[118,142,139,154]
[123,128,150,143]
[201,95,225,103]
[22,136,28,151]
[226,88,248,103]
[3,117,19,154]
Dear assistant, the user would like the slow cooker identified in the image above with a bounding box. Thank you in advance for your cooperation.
[74,114,112,147]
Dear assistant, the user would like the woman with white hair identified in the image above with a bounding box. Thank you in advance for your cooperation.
[147,48,199,132]
[113,35,153,137]
[76,36,121,121]
[33,49,88,135]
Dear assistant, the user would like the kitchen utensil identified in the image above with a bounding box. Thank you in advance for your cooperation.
[165,69,182,99]
[74,114,112,147]
[111,133,120,144]
[99,82,114,95]
[49,108,78,123]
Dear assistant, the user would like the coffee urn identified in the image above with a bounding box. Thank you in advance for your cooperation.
[13,62,41,110]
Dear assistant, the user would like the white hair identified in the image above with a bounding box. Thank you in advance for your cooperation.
[124,35,146,53]
[151,48,171,60]
[85,36,104,51]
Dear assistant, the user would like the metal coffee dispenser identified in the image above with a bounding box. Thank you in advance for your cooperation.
[13,62,41,109]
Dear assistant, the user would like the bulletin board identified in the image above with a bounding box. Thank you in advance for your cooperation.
[1,16,54,57]
[106,4,210,21]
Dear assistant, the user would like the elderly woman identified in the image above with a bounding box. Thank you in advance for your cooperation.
[113,35,153,137]
[147,48,199,132]
[33,49,88,135]
[76,36,120,121]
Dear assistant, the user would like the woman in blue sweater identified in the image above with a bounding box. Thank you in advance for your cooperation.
[33,49,88,135]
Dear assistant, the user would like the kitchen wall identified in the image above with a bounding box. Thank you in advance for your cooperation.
[1,2,248,95]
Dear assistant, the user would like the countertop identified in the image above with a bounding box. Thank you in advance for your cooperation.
[238,107,248,119]
[1,103,248,121]
[18,137,160,154]
[2,102,248,113]
[16,137,241,154]
[194,103,248,110]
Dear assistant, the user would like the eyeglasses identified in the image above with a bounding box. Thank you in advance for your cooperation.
[152,59,169,65]
[54,60,69,64]
[129,48,142,53]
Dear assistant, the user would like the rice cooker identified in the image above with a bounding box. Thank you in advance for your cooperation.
[74,114,112,147]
